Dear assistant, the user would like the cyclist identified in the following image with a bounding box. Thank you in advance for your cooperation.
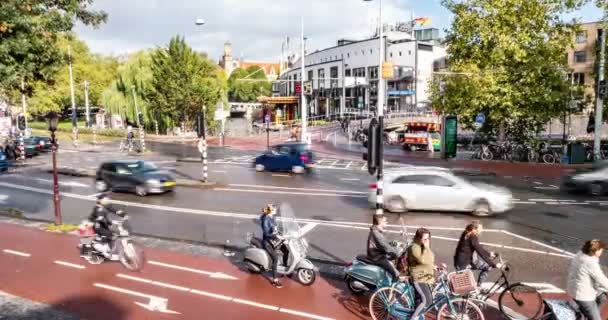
[454,221,501,287]
[366,214,400,281]
[407,228,435,320]
[567,239,608,320]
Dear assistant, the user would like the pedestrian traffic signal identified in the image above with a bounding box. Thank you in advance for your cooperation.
[599,80,607,99]
[587,111,595,134]
[367,118,380,175]
[137,112,144,127]
[17,115,26,131]
[195,112,205,138]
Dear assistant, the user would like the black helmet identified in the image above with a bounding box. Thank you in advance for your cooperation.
[96,193,110,205]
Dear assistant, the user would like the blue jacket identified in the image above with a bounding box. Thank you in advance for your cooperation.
[260,214,277,242]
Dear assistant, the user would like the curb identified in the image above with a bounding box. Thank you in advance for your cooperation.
[45,167,219,189]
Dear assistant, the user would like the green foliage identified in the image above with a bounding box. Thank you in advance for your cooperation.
[0,0,107,92]
[228,66,271,102]
[433,0,587,139]
[148,36,226,131]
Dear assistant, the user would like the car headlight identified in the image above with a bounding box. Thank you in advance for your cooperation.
[146,179,161,185]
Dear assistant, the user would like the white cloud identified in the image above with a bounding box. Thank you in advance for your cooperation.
[75,0,416,62]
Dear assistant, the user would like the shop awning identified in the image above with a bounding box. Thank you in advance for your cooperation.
[257,96,299,104]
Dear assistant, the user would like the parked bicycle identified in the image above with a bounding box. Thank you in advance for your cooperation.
[469,255,544,320]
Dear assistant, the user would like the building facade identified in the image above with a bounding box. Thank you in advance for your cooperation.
[567,21,602,107]
[275,26,446,119]
[219,41,279,81]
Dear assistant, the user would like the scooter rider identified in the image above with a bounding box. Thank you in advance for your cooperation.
[260,204,289,288]
[88,193,116,258]
[367,214,400,281]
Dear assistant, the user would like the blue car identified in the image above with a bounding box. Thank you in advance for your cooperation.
[0,150,9,172]
[254,143,314,174]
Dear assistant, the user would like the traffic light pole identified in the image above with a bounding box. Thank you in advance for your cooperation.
[375,0,385,216]
[132,86,146,153]
[594,27,606,160]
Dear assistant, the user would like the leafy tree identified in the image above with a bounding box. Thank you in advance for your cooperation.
[148,36,225,131]
[0,0,107,93]
[228,66,271,102]
[431,0,587,140]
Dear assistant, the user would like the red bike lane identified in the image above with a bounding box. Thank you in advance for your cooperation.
[0,222,574,320]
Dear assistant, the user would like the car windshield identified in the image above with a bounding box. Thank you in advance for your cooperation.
[126,161,157,173]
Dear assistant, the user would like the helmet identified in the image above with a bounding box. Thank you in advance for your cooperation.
[96,193,110,206]
[262,204,276,215]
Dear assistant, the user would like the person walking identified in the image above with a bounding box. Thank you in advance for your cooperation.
[567,239,608,320]
[454,221,501,287]
[408,228,435,320]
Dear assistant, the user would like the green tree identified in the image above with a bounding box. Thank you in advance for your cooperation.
[228,66,271,102]
[148,36,225,131]
[432,0,587,141]
[0,0,107,93]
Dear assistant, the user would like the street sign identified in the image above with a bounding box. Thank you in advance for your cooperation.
[443,115,458,159]
[303,81,313,95]
[475,113,485,124]
[295,82,302,94]
[214,109,228,121]
[381,62,394,79]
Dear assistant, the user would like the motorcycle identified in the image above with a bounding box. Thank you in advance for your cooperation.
[77,209,145,271]
[344,219,409,295]
[243,203,317,286]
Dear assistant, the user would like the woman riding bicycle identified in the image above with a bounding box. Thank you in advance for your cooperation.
[567,239,608,320]
[407,228,435,320]
[454,221,502,287]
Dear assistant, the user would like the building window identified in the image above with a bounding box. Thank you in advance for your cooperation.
[330,67,339,88]
[308,70,313,82]
[341,53,344,59]
[353,67,365,77]
[574,51,587,63]
[390,52,393,57]
[370,49,373,54]
[571,72,585,86]
[409,50,412,55]
[318,68,325,89]
[576,31,587,44]
[345,69,351,77]
[362,49,365,55]
[368,66,378,80]
[347,53,350,58]
[399,51,402,56]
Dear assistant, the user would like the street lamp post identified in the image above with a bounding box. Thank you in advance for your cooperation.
[365,0,385,216]
[68,47,78,147]
[300,16,308,144]
[46,112,62,225]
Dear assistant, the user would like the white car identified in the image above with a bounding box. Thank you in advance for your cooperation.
[368,169,514,216]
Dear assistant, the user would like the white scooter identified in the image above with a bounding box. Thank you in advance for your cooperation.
[243,203,317,286]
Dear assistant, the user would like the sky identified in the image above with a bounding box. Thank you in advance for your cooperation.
[75,0,604,63]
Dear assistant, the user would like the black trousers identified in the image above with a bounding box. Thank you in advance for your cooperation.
[264,241,289,279]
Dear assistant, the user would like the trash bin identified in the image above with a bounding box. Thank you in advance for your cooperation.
[567,143,586,165]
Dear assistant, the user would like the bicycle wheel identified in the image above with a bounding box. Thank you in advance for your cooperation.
[498,283,544,320]
[527,150,538,163]
[369,287,414,320]
[542,153,555,164]
[437,298,485,320]
[481,149,493,161]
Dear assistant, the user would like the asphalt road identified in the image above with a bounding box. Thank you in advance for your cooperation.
[1,143,607,292]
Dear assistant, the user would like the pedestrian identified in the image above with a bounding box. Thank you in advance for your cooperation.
[407,228,435,320]
[567,239,608,320]
[454,221,501,288]
[260,204,288,288]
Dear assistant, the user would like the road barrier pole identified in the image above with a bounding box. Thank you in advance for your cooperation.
[199,138,208,183]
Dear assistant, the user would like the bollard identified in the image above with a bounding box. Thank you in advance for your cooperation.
[18,132,25,161]
[199,138,208,182]
[92,126,97,146]
[154,120,159,136]
[72,127,79,148]
[139,127,146,153]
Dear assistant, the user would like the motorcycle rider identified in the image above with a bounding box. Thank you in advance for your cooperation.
[260,204,289,288]
[88,193,116,258]
[367,214,400,281]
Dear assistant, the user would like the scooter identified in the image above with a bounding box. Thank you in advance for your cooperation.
[344,219,409,295]
[243,203,317,286]
[77,210,145,271]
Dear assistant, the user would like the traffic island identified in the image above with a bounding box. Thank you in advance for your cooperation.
[45,166,219,189]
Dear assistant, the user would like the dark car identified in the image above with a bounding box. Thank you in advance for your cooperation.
[95,160,176,196]
[21,138,42,157]
[254,143,314,174]
[30,136,52,152]
[562,163,608,196]
[0,150,9,172]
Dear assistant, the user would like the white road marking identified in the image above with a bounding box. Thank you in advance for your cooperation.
[340,178,360,181]
[513,201,536,204]
[520,282,566,294]
[533,181,543,185]
[549,185,559,188]
[529,198,556,202]
[212,170,227,173]
[215,188,368,198]
[0,194,7,204]
[94,283,179,314]
[54,260,85,269]
[299,223,318,237]
[500,230,576,257]
[148,260,238,280]
[227,183,366,194]
[3,249,30,257]
[331,160,339,166]
[534,186,559,190]
[271,174,291,178]
[346,161,354,168]
[116,274,334,319]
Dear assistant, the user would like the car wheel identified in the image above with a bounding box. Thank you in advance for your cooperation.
[387,196,407,213]
[410,145,418,152]
[135,185,148,197]
[292,166,305,174]
[590,182,606,196]
[255,164,265,172]
[471,200,492,217]
[95,180,109,192]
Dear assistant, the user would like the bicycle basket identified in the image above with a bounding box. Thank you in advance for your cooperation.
[447,270,477,295]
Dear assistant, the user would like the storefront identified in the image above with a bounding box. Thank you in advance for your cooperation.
[257,96,299,123]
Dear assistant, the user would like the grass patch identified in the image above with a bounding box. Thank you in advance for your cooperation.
[0,208,24,218]
[46,223,79,233]
[31,129,121,144]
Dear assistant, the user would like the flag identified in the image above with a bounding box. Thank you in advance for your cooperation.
[414,17,431,26]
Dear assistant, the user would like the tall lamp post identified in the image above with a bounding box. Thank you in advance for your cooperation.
[46,112,62,225]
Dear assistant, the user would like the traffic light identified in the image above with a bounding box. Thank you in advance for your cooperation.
[587,111,595,134]
[17,115,26,131]
[367,118,380,175]
[137,112,144,127]
[195,112,206,138]
[599,80,607,99]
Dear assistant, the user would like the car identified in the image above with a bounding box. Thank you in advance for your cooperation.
[95,160,176,196]
[368,169,513,216]
[30,136,52,152]
[562,164,608,196]
[21,138,42,157]
[0,150,9,172]
[254,143,314,174]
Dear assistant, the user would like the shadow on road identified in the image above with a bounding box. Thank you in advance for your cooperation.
[1,294,129,320]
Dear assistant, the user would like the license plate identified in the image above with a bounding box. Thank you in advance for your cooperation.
[163,181,176,187]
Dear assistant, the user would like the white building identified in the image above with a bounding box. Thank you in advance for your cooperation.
[275,26,446,119]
